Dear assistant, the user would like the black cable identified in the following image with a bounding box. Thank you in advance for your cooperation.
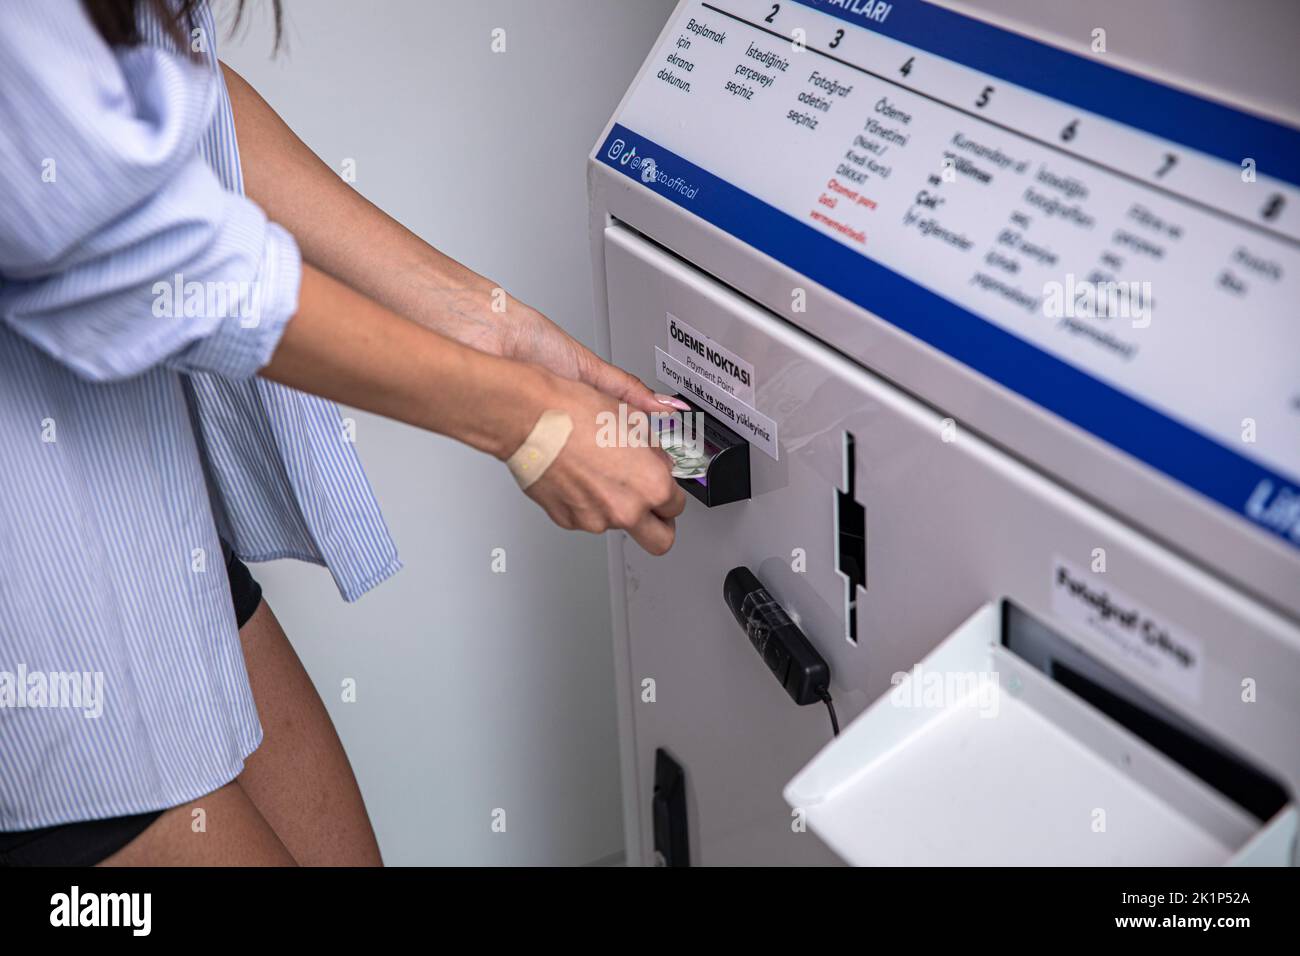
[817,686,839,737]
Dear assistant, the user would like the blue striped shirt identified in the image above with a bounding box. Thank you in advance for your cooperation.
[0,0,400,829]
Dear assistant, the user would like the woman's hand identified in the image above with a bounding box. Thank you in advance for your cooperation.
[262,265,687,555]
[521,374,687,556]
[408,282,690,552]
[415,277,689,418]
[497,292,689,418]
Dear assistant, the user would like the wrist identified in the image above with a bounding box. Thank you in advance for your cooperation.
[409,264,523,356]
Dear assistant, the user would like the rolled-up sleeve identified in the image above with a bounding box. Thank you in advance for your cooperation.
[0,0,300,382]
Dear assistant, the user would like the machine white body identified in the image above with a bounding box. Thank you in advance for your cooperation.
[588,0,1300,865]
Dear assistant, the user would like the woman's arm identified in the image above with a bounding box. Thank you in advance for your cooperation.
[221,63,685,416]
[0,3,300,383]
[263,265,686,555]
[220,64,486,338]
[0,3,682,554]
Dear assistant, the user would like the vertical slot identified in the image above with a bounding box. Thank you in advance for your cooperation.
[835,432,867,645]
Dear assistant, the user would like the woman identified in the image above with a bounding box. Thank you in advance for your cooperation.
[0,0,686,866]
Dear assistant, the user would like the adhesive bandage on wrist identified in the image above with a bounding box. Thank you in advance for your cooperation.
[506,410,574,490]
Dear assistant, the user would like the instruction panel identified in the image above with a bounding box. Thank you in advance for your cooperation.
[598,0,1300,550]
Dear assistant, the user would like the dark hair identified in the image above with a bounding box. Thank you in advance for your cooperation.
[81,0,282,51]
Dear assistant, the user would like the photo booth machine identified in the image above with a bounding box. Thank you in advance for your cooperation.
[588,0,1300,865]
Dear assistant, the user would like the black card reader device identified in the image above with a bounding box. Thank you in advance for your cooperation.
[723,566,832,710]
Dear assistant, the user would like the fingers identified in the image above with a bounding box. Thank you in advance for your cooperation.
[603,365,663,415]
[653,474,688,521]
[653,392,693,413]
[621,462,685,552]
[533,469,684,554]
[581,350,690,417]
[627,511,676,556]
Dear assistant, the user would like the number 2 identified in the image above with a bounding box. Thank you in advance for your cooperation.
[765,3,780,23]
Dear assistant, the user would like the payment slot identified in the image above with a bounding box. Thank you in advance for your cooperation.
[661,396,751,507]
[785,603,1296,866]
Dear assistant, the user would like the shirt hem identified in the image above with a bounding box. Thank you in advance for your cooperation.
[0,722,265,833]
[235,548,404,603]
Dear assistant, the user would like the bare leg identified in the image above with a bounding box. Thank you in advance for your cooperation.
[99,781,295,866]
[234,600,383,866]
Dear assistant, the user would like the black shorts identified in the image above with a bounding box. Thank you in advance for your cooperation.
[223,542,264,630]
[0,548,263,866]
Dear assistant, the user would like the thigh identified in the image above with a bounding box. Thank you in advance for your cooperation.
[99,782,295,866]
[235,600,382,866]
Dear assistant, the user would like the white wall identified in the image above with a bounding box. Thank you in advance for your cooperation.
[220,0,675,865]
